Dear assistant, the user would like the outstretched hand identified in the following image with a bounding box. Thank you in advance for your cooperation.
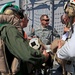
[58,39,65,49]
[42,50,49,62]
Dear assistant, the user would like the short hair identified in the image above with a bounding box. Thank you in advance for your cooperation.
[40,14,49,20]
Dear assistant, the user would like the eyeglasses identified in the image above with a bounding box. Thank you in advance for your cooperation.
[42,19,49,21]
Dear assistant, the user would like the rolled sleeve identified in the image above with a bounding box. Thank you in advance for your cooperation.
[57,41,70,60]
[57,25,75,60]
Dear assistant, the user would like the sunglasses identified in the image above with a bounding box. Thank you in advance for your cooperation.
[42,19,49,21]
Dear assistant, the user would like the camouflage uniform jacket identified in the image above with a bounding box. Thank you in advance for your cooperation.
[33,25,60,45]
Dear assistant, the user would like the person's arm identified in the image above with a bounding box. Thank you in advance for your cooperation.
[56,25,75,60]
[52,28,60,38]
[1,25,48,66]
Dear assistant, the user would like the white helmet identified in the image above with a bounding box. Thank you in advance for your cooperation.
[64,0,75,17]
[64,1,68,10]
[29,38,41,50]
[70,0,75,4]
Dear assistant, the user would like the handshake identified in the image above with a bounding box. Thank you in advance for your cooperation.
[29,38,52,52]
[29,37,65,54]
